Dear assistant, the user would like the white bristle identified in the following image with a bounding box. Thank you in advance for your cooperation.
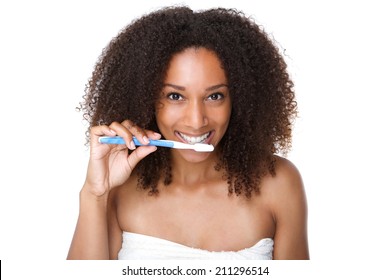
[193,143,214,152]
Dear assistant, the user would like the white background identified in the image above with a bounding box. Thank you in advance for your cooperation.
[1,0,389,279]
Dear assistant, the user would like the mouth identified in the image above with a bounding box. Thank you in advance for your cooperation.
[175,131,213,145]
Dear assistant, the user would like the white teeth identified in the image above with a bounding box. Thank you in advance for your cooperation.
[179,132,210,144]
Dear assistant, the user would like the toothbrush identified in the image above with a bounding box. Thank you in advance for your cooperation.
[98,136,214,152]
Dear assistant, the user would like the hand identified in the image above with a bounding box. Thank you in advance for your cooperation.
[83,120,161,197]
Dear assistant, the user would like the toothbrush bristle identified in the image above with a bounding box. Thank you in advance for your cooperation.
[193,143,214,152]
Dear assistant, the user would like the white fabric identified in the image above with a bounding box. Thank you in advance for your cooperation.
[118,231,273,260]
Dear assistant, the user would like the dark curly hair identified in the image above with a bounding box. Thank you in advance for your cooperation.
[79,6,297,198]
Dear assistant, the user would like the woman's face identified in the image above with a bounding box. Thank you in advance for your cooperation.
[155,47,231,162]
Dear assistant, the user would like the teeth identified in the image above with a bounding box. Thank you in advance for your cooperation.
[179,132,210,144]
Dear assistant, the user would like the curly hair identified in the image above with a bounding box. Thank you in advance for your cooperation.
[79,6,297,198]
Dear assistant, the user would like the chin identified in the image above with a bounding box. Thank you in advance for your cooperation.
[174,149,214,163]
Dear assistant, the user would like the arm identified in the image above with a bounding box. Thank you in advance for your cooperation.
[107,188,124,259]
[271,158,309,260]
[67,120,160,260]
[67,188,110,259]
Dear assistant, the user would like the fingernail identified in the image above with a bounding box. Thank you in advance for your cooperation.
[153,132,161,138]
[129,141,136,150]
[143,136,150,144]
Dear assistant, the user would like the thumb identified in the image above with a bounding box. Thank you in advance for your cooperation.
[127,146,157,171]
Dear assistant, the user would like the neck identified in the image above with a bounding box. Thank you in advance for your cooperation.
[169,150,223,187]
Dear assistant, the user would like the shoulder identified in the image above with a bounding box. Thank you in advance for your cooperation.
[260,155,306,216]
[260,156,309,259]
[262,155,304,192]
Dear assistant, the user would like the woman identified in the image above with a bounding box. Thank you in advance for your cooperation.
[67,6,309,260]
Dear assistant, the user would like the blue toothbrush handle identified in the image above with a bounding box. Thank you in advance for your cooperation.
[98,136,126,144]
[132,137,174,148]
[99,136,174,148]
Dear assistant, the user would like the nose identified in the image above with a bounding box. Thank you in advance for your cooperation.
[184,100,208,129]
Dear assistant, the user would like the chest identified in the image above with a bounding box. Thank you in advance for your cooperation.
[116,187,273,251]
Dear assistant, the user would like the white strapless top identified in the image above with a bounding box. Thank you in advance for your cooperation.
[118,232,273,260]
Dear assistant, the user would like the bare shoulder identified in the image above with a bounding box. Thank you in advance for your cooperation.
[261,155,305,202]
[261,155,309,259]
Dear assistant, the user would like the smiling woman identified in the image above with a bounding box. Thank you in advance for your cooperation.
[67,6,309,260]
[156,48,231,163]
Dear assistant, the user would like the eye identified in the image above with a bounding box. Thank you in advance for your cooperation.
[207,92,224,101]
[167,92,183,101]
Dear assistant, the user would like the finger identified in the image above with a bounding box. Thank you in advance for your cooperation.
[121,119,135,130]
[90,124,116,136]
[121,120,150,145]
[127,145,158,171]
[145,130,162,140]
[109,121,134,150]
[90,125,116,143]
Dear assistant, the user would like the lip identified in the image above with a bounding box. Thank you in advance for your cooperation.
[175,130,215,145]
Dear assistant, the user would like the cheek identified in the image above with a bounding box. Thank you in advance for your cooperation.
[155,105,179,130]
[219,112,231,131]
[214,105,232,128]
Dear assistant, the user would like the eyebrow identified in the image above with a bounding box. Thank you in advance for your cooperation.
[163,83,228,91]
